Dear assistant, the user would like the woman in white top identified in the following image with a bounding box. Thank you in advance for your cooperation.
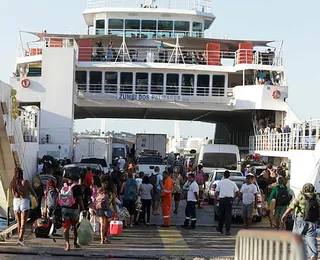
[140,175,153,226]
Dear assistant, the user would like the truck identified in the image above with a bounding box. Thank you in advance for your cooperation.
[136,154,167,176]
[74,136,113,172]
[135,133,167,159]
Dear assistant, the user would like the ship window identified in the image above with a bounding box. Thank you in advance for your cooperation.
[108,19,124,36]
[212,75,225,96]
[151,73,164,94]
[192,22,203,37]
[174,21,190,37]
[95,20,105,35]
[76,71,87,93]
[141,20,157,38]
[125,20,140,30]
[136,73,149,94]
[89,71,102,93]
[182,74,194,96]
[158,20,173,37]
[197,74,209,96]
[109,19,124,29]
[120,72,133,94]
[105,72,118,94]
[125,20,140,38]
[166,74,179,95]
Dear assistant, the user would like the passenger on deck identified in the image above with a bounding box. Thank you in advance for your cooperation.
[107,41,113,62]
[158,41,165,62]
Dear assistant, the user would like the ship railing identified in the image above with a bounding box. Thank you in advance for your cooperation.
[249,132,319,152]
[19,37,75,57]
[18,108,38,143]
[77,84,228,102]
[78,46,282,66]
[86,0,212,12]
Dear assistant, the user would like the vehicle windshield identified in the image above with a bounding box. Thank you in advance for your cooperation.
[112,148,125,159]
[80,158,107,167]
[203,153,237,170]
[215,171,242,180]
[138,156,163,164]
[233,180,260,191]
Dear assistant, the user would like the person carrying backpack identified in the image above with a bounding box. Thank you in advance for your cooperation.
[121,173,138,227]
[281,183,320,260]
[150,167,163,216]
[58,172,84,251]
[195,165,205,209]
[268,176,292,230]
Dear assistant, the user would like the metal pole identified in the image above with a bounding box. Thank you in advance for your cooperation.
[7,188,10,226]
[243,69,245,86]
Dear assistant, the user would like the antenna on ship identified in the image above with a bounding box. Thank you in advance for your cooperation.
[143,0,156,8]
[169,36,185,64]
[115,34,131,62]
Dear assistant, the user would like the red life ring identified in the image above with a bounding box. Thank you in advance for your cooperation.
[272,90,281,99]
[21,78,31,88]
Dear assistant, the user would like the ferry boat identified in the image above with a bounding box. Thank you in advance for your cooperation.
[1,0,318,215]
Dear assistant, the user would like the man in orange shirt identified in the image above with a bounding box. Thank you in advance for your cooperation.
[161,171,173,227]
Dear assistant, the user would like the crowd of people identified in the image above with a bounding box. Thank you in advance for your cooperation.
[9,157,206,251]
[9,157,320,259]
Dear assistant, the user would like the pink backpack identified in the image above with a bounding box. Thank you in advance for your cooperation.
[58,183,76,207]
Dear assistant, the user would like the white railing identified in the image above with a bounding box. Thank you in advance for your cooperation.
[78,46,282,67]
[250,119,320,152]
[86,0,212,12]
[78,84,228,102]
[235,230,306,260]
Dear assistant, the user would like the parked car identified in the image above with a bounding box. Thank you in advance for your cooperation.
[204,169,243,204]
[62,163,104,181]
[213,176,263,222]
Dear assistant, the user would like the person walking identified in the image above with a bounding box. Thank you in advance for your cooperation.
[215,170,240,235]
[140,175,153,226]
[240,173,257,229]
[121,173,138,227]
[172,169,183,214]
[268,176,291,230]
[195,165,205,209]
[182,173,199,229]
[161,171,173,227]
[59,172,84,251]
[10,167,38,246]
[281,183,320,260]
[151,166,163,215]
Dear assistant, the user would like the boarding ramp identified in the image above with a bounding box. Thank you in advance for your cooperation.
[235,230,306,260]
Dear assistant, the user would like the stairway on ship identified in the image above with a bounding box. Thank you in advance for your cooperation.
[0,80,37,217]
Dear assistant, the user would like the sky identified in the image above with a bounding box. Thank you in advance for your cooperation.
[1,0,320,136]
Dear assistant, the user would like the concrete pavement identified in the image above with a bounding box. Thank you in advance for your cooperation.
[0,201,269,259]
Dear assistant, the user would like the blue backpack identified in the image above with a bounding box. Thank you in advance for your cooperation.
[124,179,137,201]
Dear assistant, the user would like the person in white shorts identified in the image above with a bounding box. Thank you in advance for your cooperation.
[240,173,258,229]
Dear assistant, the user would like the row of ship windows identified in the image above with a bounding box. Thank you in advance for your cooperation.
[95,19,203,37]
[76,71,225,96]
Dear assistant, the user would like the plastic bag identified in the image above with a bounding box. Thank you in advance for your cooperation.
[77,217,94,245]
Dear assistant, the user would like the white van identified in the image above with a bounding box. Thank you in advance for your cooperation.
[196,144,241,175]
[112,143,128,160]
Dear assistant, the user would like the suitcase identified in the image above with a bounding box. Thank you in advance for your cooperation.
[33,217,52,238]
